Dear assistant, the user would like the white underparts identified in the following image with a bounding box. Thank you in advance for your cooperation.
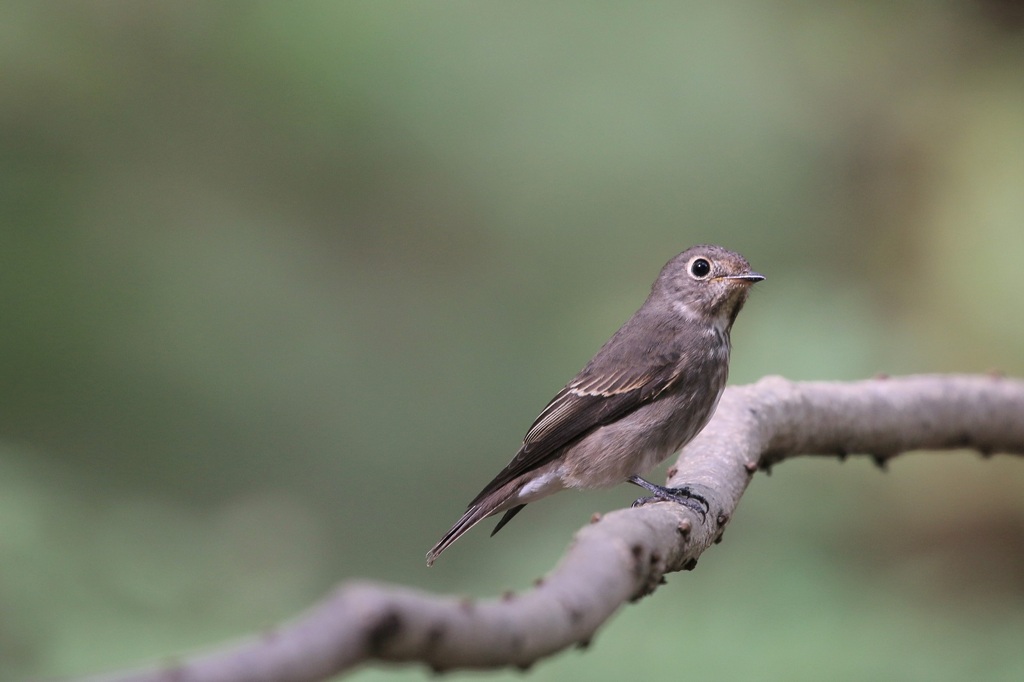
[516,470,564,503]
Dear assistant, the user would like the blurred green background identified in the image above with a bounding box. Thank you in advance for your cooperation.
[2,2,1023,680]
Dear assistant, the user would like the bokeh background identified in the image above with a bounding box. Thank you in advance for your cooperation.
[2,2,1023,680]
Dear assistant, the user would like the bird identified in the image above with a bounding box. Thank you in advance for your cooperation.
[426,244,763,566]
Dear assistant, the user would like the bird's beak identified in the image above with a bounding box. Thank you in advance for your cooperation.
[719,272,765,283]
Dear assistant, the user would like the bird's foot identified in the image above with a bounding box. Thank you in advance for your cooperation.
[628,475,709,521]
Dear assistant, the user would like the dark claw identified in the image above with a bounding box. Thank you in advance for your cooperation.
[628,475,710,521]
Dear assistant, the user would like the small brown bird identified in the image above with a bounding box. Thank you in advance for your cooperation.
[426,245,762,566]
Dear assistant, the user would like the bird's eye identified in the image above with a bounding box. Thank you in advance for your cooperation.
[690,258,711,278]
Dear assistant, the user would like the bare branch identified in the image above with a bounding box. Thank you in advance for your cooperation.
[75,374,1024,682]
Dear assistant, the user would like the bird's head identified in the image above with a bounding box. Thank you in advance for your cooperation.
[653,244,764,330]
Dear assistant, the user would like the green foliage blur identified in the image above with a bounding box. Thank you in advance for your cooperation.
[2,2,1023,680]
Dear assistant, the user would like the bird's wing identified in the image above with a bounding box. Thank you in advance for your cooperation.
[469,346,681,506]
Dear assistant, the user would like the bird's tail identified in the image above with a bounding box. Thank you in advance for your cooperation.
[426,488,521,566]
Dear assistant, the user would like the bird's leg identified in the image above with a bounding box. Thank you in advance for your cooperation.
[628,475,709,520]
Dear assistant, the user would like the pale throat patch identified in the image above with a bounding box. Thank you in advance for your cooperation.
[671,299,733,331]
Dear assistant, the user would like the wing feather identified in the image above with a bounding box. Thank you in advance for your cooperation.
[469,349,680,506]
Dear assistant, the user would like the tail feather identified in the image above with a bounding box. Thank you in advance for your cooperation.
[426,490,520,566]
[489,504,526,536]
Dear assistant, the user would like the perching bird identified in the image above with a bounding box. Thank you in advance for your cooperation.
[426,244,762,566]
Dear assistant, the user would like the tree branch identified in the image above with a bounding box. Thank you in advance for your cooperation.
[76,374,1024,682]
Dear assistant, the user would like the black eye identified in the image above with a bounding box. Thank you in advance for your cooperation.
[690,258,711,278]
